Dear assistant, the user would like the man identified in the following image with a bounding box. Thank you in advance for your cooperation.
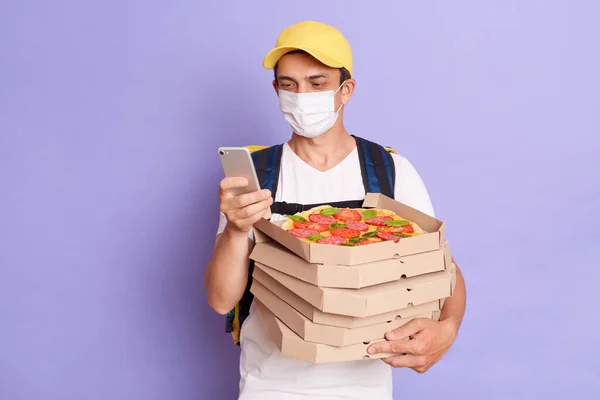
[205,20,466,400]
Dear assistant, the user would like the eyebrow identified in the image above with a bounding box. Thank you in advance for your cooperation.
[277,75,296,82]
[277,74,329,82]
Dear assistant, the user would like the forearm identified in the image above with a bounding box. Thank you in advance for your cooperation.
[204,225,253,315]
[439,261,466,334]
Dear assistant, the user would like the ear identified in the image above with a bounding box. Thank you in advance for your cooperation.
[272,80,279,96]
[340,78,356,105]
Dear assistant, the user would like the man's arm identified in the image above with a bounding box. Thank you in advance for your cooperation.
[365,154,467,372]
[204,226,253,315]
[204,178,273,315]
[439,259,466,335]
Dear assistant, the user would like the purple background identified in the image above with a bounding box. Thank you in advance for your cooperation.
[1,1,599,399]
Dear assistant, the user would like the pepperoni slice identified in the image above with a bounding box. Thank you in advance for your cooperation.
[345,221,369,232]
[309,214,337,225]
[333,209,362,222]
[288,228,320,238]
[365,216,393,226]
[317,236,347,245]
[331,227,362,238]
[295,221,330,232]
[376,232,401,243]
[377,225,415,234]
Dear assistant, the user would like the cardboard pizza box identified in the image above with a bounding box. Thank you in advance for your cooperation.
[252,279,434,347]
[251,268,442,328]
[253,193,446,266]
[256,299,396,364]
[253,262,455,318]
[250,238,451,289]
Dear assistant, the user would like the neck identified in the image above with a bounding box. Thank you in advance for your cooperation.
[287,124,356,172]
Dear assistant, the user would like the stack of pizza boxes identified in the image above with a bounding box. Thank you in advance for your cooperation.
[249,193,457,364]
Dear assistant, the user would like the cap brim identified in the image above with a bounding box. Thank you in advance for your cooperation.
[262,45,345,71]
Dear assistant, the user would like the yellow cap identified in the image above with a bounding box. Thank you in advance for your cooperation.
[262,21,353,76]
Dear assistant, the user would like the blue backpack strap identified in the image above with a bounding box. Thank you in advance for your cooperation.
[353,135,395,198]
[251,144,283,194]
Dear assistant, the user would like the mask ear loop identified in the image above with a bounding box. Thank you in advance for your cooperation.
[334,80,347,113]
[334,80,347,94]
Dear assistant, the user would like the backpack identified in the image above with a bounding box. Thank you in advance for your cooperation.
[224,135,398,345]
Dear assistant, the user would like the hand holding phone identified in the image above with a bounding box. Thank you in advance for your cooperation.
[218,147,262,196]
[217,147,273,232]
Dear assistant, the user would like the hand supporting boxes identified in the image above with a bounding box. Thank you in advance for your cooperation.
[249,193,457,364]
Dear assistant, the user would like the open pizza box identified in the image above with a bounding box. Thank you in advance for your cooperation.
[252,279,435,347]
[255,299,396,364]
[251,266,443,328]
[253,262,455,318]
[253,193,446,266]
[250,238,452,289]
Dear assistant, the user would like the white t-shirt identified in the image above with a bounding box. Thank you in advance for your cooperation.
[216,141,435,400]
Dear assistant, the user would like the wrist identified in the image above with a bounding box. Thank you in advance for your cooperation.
[224,223,250,239]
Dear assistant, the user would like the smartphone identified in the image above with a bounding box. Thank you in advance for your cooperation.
[218,147,262,196]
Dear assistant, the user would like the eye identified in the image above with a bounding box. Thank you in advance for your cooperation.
[312,81,329,89]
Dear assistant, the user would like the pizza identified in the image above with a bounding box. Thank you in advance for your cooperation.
[281,205,424,246]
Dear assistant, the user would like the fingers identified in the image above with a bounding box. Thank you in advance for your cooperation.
[233,189,272,209]
[219,177,249,195]
[218,176,271,209]
[218,173,273,232]
[234,198,273,220]
[367,338,416,356]
[372,318,450,373]
[231,199,273,231]
[381,355,429,373]
[385,318,427,341]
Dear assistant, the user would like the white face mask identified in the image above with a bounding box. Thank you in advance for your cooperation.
[278,82,345,138]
